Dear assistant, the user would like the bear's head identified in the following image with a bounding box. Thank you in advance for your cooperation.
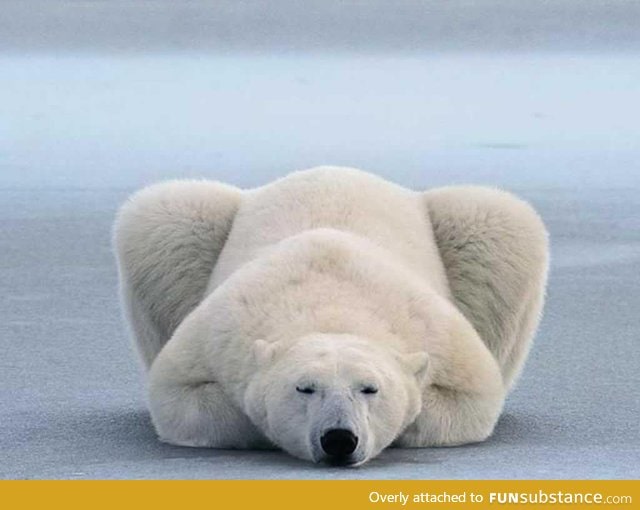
[244,333,428,466]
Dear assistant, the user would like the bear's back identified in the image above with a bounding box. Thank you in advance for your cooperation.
[209,167,449,296]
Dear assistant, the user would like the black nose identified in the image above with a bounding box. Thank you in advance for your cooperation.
[320,429,358,457]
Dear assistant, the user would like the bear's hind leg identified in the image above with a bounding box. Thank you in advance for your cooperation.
[113,180,242,369]
[397,187,549,448]
[423,186,549,390]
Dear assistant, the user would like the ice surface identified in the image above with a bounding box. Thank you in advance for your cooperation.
[2,54,639,190]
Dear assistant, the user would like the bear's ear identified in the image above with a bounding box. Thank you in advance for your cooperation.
[253,339,278,367]
[400,351,430,384]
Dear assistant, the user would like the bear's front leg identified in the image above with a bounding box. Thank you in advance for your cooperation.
[148,340,272,449]
[395,308,506,448]
[395,384,505,448]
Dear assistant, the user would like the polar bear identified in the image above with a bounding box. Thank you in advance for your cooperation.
[113,166,548,465]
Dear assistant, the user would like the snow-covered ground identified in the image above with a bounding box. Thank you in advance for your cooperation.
[2,54,639,189]
[1,1,639,479]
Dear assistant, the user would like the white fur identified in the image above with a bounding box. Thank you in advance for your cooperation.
[113,167,549,464]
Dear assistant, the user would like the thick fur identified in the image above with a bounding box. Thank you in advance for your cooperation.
[114,180,241,366]
[113,167,549,463]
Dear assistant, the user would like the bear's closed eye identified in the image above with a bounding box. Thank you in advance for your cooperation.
[296,385,316,394]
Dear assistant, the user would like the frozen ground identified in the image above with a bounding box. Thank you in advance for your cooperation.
[1,1,639,480]
[2,54,640,190]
